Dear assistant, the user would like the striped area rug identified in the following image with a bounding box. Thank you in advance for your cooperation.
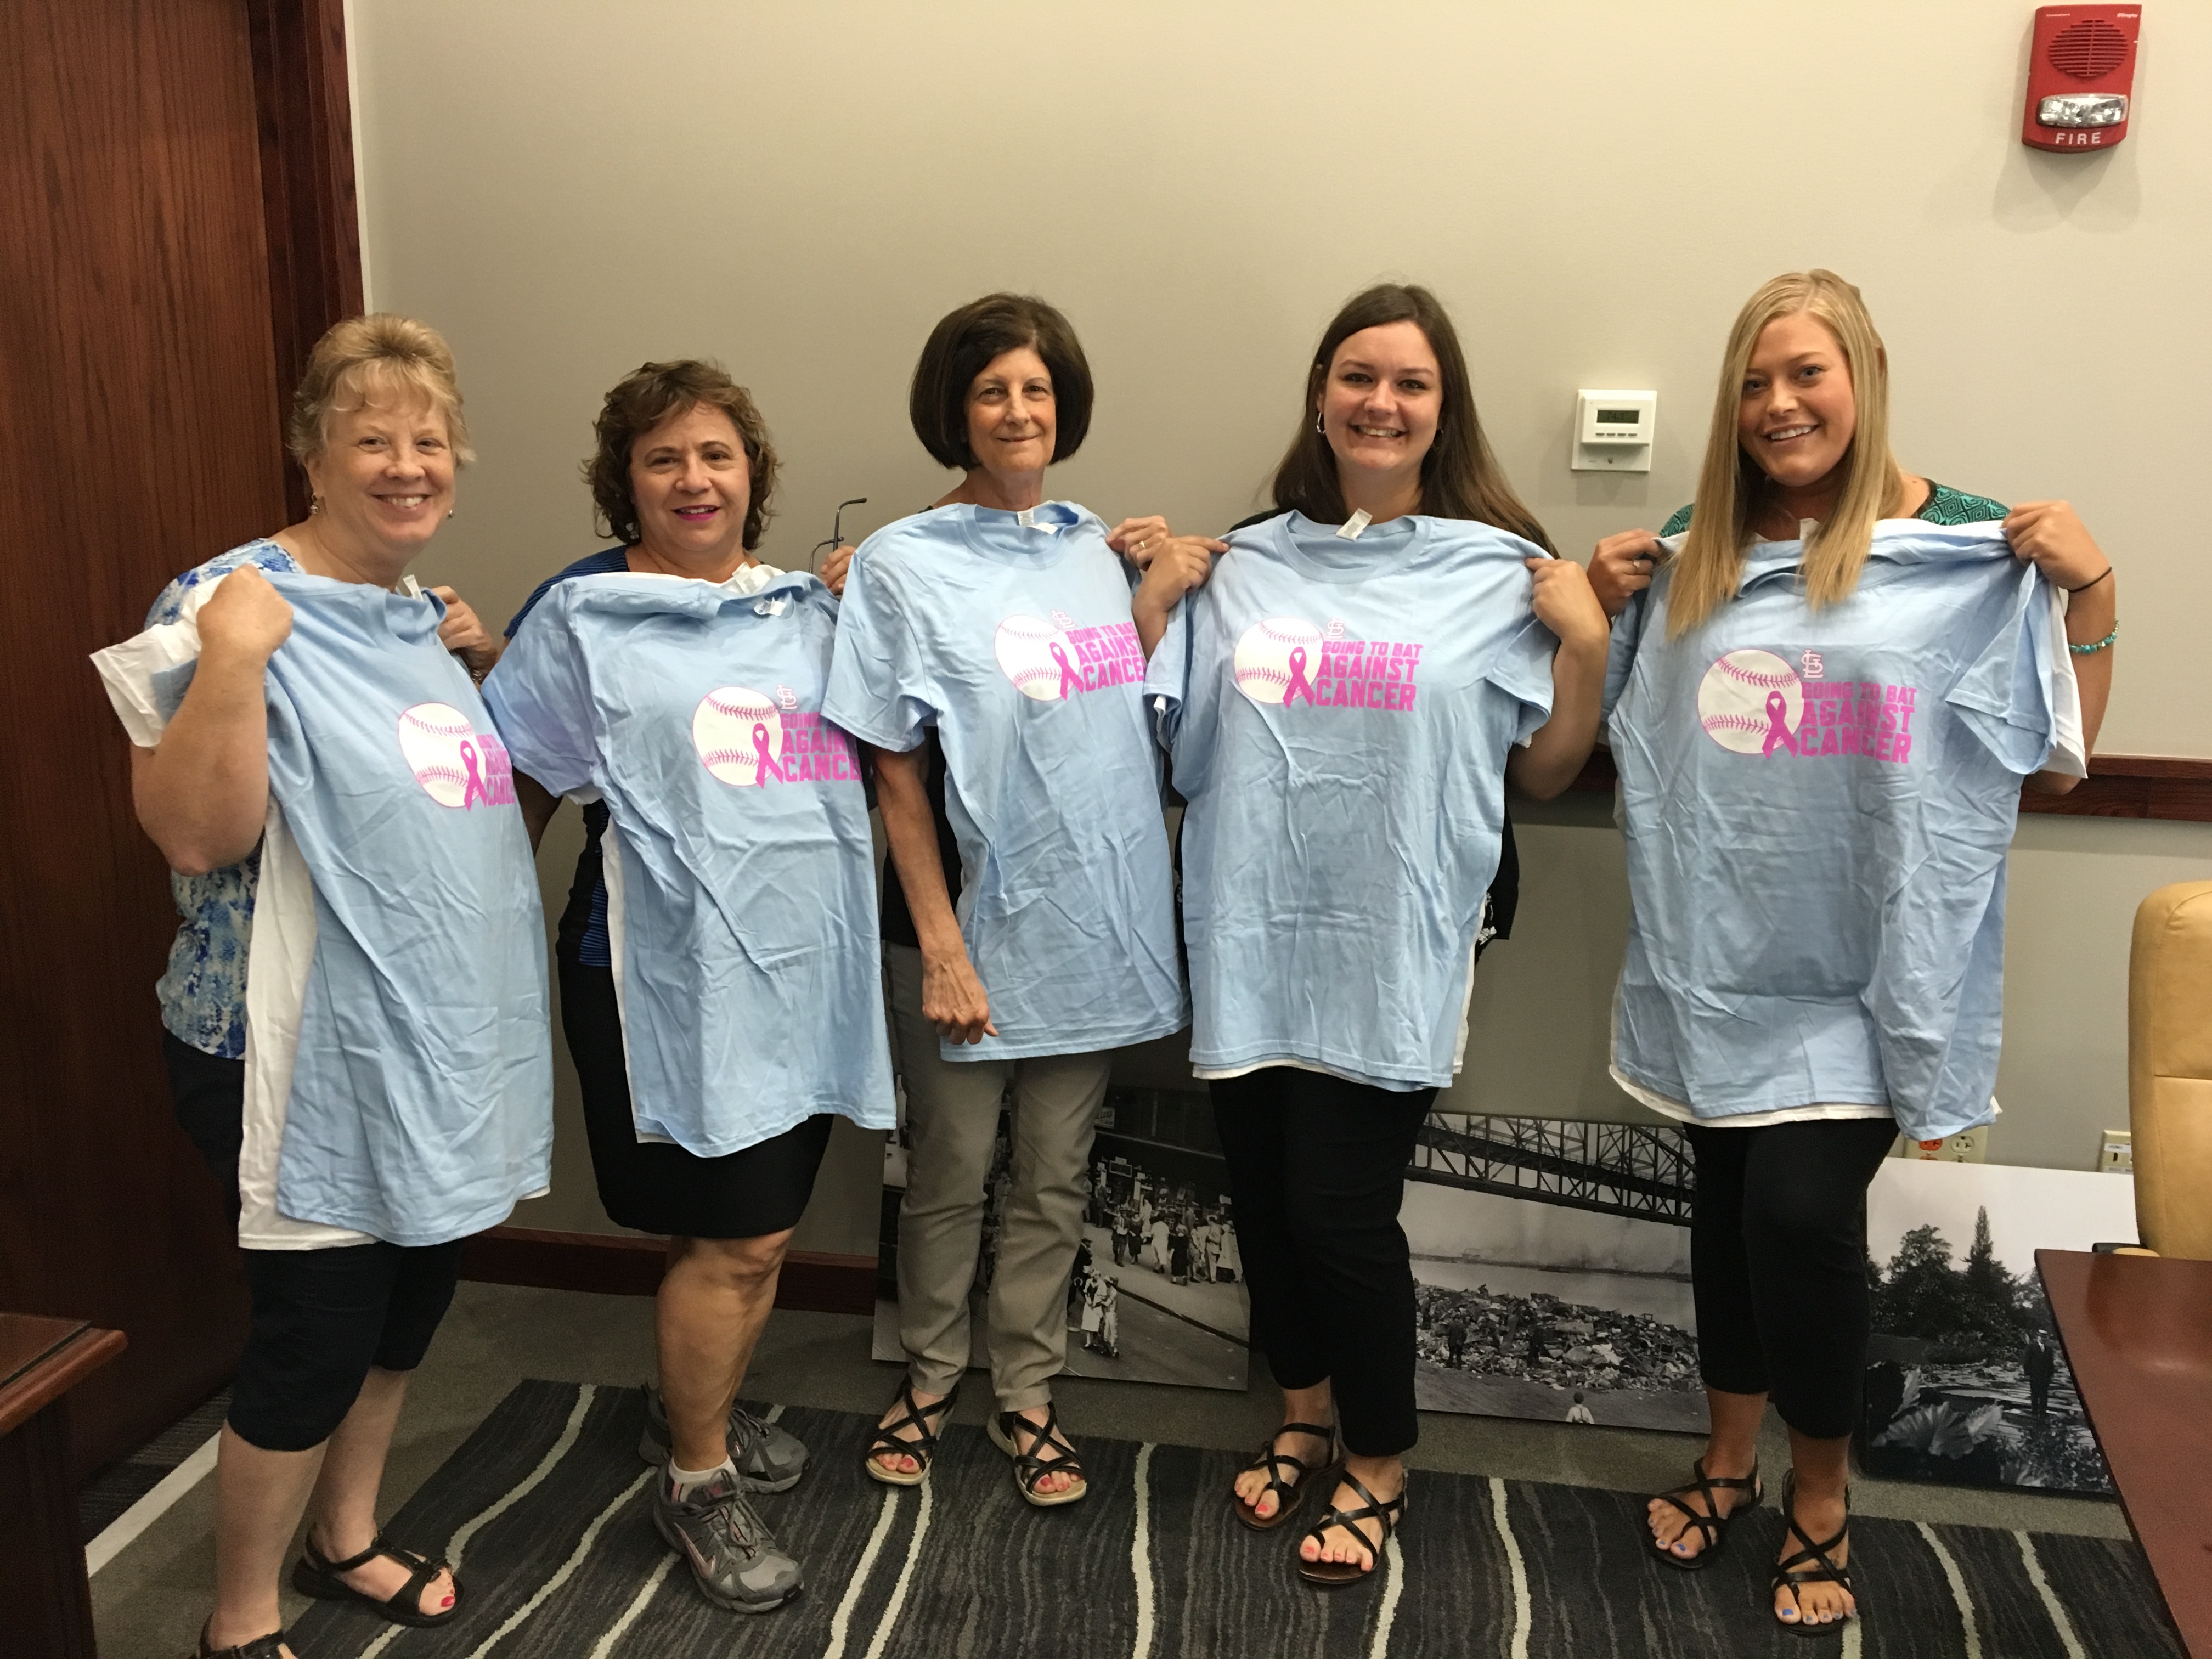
[291,1381,2176,1659]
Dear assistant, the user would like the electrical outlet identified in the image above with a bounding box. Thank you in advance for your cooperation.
[2099,1128,2133,1173]
[1899,1126,1989,1163]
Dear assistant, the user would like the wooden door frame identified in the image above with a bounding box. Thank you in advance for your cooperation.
[247,0,364,526]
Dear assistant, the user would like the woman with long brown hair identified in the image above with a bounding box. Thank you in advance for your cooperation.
[1592,269,2112,1635]
[1138,282,1608,1585]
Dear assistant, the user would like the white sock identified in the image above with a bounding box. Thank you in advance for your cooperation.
[668,1457,735,1498]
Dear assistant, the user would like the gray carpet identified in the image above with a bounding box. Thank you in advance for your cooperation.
[290,1380,2177,1659]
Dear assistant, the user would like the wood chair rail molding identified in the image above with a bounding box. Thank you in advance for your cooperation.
[458,1227,877,1316]
[1567,751,2212,822]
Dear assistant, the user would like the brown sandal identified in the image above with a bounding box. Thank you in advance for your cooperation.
[1232,1421,1337,1532]
[1296,1471,1406,1587]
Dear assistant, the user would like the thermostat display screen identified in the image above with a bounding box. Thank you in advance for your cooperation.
[1597,409,1640,424]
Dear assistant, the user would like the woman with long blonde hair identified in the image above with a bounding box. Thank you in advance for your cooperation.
[1590,270,2115,1635]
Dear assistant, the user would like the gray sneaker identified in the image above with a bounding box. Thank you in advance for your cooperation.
[651,1466,802,1614]
[638,1385,810,1493]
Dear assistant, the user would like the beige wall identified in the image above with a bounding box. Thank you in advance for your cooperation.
[348,1,2212,1243]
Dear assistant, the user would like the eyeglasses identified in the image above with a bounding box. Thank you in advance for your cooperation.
[810,498,868,573]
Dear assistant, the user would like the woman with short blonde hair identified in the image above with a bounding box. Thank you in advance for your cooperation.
[1591,269,2115,1635]
[94,314,546,1659]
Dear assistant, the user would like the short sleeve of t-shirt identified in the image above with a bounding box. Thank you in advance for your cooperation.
[1142,598,1193,751]
[1602,579,1662,724]
[1946,561,2062,776]
[1487,607,1560,745]
[822,544,939,753]
[480,592,601,798]
[94,543,302,747]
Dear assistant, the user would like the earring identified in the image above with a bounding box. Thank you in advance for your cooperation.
[1313,411,1324,434]
[447,508,455,519]
[307,494,320,514]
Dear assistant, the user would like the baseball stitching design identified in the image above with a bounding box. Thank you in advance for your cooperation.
[1232,617,1323,707]
[1697,649,1804,756]
[692,686,785,787]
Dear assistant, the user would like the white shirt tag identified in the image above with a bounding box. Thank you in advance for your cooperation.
[1336,510,1372,540]
[754,597,788,617]
[399,574,423,598]
[1017,507,1037,529]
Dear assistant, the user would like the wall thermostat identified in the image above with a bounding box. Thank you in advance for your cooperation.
[1571,388,1656,472]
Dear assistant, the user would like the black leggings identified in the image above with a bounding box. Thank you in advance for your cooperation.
[165,1035,462,1452]
[1211,1069,1435,1458]
[1685,1117,1899,1441]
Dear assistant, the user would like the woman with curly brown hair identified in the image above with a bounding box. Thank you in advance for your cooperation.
[493,359,895,1617]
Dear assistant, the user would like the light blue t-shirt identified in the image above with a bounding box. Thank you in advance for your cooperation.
[1602,522,2065,1141]
[823,502,1187,1062]
[257,572,554,1246]
[486,569,896,1154]
[1146,513,1555,1090]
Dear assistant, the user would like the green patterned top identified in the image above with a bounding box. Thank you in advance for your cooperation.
[1660,482,2007,539]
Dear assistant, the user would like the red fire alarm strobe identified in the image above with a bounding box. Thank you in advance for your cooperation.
[2023,5,2141,150]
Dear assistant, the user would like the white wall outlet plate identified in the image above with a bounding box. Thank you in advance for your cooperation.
[1899,1126,1989,1163]
[2099,1128,2133,1173]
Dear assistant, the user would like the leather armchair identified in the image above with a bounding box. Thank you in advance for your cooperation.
[2130,881,2212,1260]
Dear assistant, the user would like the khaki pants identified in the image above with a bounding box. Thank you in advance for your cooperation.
[886,944,1110,1411]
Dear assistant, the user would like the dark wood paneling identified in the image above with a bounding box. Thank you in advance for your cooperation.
[1567,749,2212,822]
[459,1227,879,1317]
[247,0,363,524]
[0,0,311,1475]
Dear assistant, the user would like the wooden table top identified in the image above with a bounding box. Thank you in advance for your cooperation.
[2039,1249,2212,1656]
[0,1313,128,1439]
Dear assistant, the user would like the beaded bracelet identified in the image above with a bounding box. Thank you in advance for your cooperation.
[2068,621,2118,656]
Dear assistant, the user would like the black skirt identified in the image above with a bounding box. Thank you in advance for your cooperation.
[558,956,833,1239]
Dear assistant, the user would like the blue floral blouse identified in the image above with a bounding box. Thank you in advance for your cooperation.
[143,540,303,1057]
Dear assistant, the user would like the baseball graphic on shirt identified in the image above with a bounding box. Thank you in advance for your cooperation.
[397,702,484,808]
[1698,649,1804,755]
[995,613,1082,702]
[691,685,785,787]
[1233,617,1323,706]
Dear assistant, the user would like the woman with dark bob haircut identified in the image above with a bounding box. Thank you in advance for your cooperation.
[488,359,895,1618]
[1137,283,1607,1585]
[826,294,1217,1508]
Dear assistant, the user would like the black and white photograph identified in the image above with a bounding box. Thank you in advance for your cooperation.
[1403,1114,1707,1434]
[873,1085,1250,1391]
[1859,1157,2139,1497]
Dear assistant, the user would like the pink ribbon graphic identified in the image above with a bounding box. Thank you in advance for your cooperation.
[1049,642,1084,699]
[459,740,489,808]
[751,724,787,787]
[1284,647,1317,706]
[1761,692,1801,758]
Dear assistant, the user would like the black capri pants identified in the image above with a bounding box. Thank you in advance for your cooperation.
[164,1035,461,1453]
[559,955,832,1240]
[1211,1068,1435,1458]
[1685,1116,1899,1441]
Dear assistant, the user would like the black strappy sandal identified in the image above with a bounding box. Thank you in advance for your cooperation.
[864,1378,958,1487]
[1296,1470,1406,1587]
[1771,1472,1856,1638]
[1232,1421,1338,1532]
[198,1621,288,1658]
[1647,1457,1762,1572]
[986,1403,1088,1508]
[291,1530,462,1628]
